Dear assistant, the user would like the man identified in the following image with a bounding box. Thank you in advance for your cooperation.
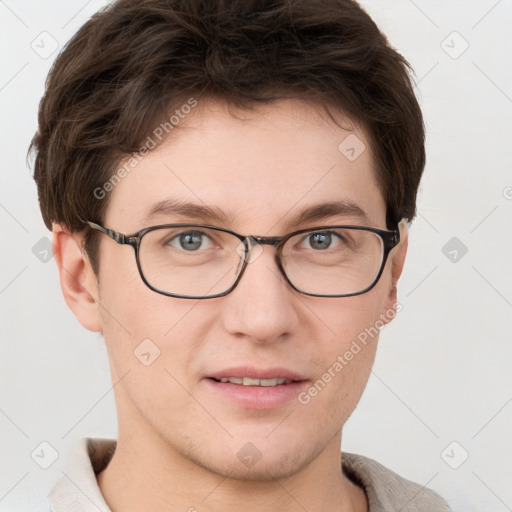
[30,0,451,510]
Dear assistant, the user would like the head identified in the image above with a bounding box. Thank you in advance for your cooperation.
[30,0,424,480]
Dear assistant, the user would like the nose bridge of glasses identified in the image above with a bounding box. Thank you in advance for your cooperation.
[244,235,284,262]
[237,235,284,269]
[250,235,282,246]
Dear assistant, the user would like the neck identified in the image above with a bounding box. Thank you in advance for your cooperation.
[97,428,367,512]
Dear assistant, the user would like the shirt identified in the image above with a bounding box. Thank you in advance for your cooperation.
[45,438,451,511]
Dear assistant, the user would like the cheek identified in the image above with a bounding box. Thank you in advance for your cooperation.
[321,287,387,354]
[304,290,387,414]
[96,249,204,376]
[97,275,211,430]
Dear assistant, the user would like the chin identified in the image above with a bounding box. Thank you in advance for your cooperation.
[196,451,311,482]
[181,433,318,482]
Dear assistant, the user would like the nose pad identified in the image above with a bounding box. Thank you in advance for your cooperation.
[234,237,264,272]
[245,237,264,263]
[234,239,248,276]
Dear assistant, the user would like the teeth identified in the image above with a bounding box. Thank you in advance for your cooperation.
[260,378,288,386]
[243,377,260,386]
[217,377,291,386]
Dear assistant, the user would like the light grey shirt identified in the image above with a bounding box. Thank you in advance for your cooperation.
[44,438,450,511]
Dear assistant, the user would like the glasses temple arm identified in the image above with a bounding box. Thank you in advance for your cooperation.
[86,221,126,244]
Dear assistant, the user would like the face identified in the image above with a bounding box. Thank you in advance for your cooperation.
[75,98,405,480]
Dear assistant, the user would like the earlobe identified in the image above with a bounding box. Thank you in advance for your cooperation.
[52,224,102,332]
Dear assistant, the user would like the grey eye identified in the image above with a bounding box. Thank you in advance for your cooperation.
[298,231,348,251]
[170,231,212,251]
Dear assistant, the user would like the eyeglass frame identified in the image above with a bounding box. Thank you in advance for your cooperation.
[86,220,400,299]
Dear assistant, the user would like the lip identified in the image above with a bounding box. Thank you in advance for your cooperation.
[204,366,309,409]
[207,366,307,381]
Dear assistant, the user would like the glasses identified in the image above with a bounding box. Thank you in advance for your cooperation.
[86,221,399,299]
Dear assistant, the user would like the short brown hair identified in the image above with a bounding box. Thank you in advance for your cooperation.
[29,0,425,272]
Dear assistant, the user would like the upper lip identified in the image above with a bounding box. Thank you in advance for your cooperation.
[207,366,307,381]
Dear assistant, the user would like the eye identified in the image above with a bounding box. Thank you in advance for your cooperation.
[302,231,345,251]
[168,230,213,251]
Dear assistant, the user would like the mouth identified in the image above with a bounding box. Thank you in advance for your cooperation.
[211,376,296,386]
[205,368,308,409]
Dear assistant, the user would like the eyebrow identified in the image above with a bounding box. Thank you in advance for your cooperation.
[141,198,370,229]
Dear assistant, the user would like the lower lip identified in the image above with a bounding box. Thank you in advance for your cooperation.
[204,379,309,409]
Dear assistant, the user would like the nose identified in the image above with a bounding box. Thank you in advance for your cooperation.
[220,242,300,344]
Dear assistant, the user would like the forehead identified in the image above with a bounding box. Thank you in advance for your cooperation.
[106,98,386,232]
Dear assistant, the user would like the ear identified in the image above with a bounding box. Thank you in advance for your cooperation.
[52,224,102,332]
[382,219,409,323]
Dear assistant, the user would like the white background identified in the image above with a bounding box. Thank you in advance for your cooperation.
[1,1,511,510]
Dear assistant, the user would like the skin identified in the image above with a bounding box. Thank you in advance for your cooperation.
[53,98,408,512]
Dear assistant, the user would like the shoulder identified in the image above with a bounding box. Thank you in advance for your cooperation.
[342,452,451,512]
[47,438,115,512]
